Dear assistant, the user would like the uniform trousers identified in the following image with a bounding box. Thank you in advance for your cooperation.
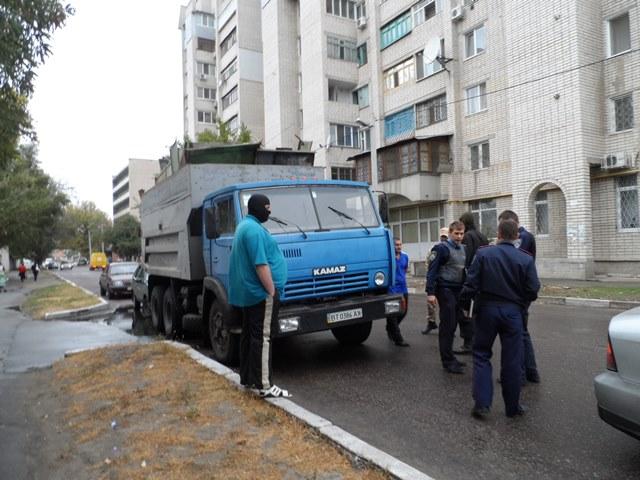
[436,287,466,366]
[522,310,539,378]
[472,302,524,416]
[239,294,279,390]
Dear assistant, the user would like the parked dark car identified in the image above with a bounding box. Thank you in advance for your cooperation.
[77,257,88,266]
[131,264,150,316]
[99,262,138,299]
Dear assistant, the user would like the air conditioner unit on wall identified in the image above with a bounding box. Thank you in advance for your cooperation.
[357,16,367,29]
[602,152,632,169]
[200,73,207,80]
[451,5,464,22]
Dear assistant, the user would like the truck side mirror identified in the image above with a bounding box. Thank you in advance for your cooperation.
[204,206,220,239]
[378,193,389,224]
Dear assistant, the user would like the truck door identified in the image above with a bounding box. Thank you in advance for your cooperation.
[210,195,236,289]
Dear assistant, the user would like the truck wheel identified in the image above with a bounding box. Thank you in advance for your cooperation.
[162,287,183,338]
[150,285,166,333]
[133,298,140,311]
[208,300,239,366]
[331,321,372,345]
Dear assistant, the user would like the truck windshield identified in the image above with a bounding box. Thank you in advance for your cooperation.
[240,185,379,234]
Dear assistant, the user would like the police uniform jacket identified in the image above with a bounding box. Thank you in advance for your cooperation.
[426,240,466,295]
[517,226,536,259]
[460,241,540,309]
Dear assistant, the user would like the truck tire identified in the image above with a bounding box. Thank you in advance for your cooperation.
[162,287,183,338]
[150,285,166,333]
[99,285,105,296]
[208,299,239,366]
[331,321,372,345]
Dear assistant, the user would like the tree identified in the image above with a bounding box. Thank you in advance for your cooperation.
[0,143,68,259]
[195,120,252,144]
[0,1,74,167]
[107,214,141,260]
[57,201,111,256]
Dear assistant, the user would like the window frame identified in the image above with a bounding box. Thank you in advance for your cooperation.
[607,12,631,58]
[196,62,213,76]
[384,57,415,91]
[466,82,488,115]
[469,141,490,170]
[534,191,550,236]
[331,167,356,180]
[354,84,369,108]
[197,87,215,100]
[415,93,447,128]
[389,203,445,244]
[326,0,357,20]
[221,86,238,110]
[469,199,497,239]
[616,175,640,231]
[357,43,368,66]
[464,24,486,59]
[329,123,360,148]
[197,110,214,124]
[380,10,412,50]
[327,35,358,62]
[220,28,237,57]
[416,38,445,80]
[610,93,634,133]
[412,0,439,28]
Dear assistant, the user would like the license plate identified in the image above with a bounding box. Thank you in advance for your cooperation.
[327,308,363,324]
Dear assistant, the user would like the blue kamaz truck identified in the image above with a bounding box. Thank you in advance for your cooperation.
[140,146,401,364]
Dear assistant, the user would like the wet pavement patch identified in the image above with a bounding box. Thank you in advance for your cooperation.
[7,306,20,311]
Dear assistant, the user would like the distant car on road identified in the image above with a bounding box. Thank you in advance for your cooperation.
[131,264,150,316]
[594,306,640,440]
[59,261,74,270]
[77,257,88,266]
[47,261,59,270]
[99,262,138,299]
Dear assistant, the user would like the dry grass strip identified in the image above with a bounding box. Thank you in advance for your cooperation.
[22,282,99,319]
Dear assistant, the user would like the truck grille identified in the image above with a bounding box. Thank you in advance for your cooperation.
[283,272,369,300]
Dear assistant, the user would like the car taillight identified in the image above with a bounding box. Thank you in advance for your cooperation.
[606,336,617,372]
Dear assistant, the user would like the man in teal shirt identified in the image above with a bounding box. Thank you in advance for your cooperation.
[229,193,289,397]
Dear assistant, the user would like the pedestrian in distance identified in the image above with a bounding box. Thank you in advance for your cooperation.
[0,264,7,292]
[498,209,541,384]
[228,193,291,398]
[31,262,40,282]
[461,219,540,419]
[426,221,469,374]
[422,227,449,335]
[387,238,410,347]
[18,261,27,283]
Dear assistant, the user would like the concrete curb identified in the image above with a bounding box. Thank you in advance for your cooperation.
[163,340,435,480]
[44,274,110,321]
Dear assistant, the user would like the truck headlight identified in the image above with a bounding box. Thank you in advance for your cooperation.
[114,280,124,287]
[374,272,385,286]
[279,317,300,333]
[385,300,401,314]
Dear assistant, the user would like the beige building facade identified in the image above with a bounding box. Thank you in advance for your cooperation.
[112,159,164,221]
[261,0,640,279]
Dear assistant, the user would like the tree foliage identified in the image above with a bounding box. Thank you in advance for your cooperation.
[0,144,68,260]
[196,120,252,144]
[107,214,141,260]
[0,1,74,167]
[57,201,111,256]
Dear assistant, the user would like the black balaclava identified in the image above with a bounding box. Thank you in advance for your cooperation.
[248,194,270,223]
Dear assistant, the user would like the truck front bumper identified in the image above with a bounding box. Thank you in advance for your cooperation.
[274,292,404,338]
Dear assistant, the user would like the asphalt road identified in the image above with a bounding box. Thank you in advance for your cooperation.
[57,268,640,479]
[57,265,132,311]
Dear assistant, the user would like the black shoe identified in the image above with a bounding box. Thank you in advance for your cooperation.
[394,339,410,347]
[422,322,438,335]
[453,344,472,355]
[506,405,527,418]
[443,362,465,374]
[526,371,541,383]
[472,406,490,419]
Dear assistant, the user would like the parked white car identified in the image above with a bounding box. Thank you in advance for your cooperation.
[594,306,640,440]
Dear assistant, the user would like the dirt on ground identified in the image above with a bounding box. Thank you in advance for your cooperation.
[36,342,390,480]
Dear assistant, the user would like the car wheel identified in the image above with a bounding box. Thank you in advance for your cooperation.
[133,297,140,311]
[331,321,372,345]
[142,298,151,318]
[150,285,166,333]
[100,285,105,296]
[208,299,239,366]
[106,288,113,300]
[162,287,183,338]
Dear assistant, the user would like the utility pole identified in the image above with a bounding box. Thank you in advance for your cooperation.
[88,229,92,256]
[100,224,105,252]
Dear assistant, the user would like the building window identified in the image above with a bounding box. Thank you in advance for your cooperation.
[326,0,357,19]
[198,13,215,27]
[390,204,445,244]
[222,86,238,110]
[220,58,238,84]
[197,111,214,124]
[380,10,412,49]
[196,62,213,76]
[378,138,449,181]
[197,87,215,100]
[357,43,368,66]
[535,191,549,235]
[470,141,490,170]
[356,2,366,19]
[608,12,631,57]
[353,85,369,107]
[220,28,237,56]
[197,37,215,52]
[466,82,487,114]
[617,175,639,230]
[355,156,371,183]
[360,128,371,151]
[470,199,497,239]
[412,0,438,27]
[384,107,415,140]
[227,115,239,132]
[464,24,486,58]
[331,167,356,180]
[416,93,447,128]
[328,82,357,103]
[330,123,359,148]
[611,94,634,132]
[384,57,415,90]
[327,36,358,62]
[416,39,444,79]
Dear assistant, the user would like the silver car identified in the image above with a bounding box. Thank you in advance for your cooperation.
[594,306,640,440]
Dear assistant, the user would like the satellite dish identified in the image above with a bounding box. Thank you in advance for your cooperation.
[424,37,440,63]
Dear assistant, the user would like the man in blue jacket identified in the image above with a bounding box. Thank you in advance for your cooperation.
[387,238,410,346]
[461,219,540,418]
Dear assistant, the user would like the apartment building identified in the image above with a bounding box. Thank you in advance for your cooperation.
[180,0,265,143]
[112,159,164,221]
[262,0,639,279]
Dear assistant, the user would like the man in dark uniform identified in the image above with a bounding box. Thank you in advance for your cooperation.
[426,221,469,374]
[461,219,540,418]
[498,210,540,383]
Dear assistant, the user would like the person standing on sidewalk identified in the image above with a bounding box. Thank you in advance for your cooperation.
[387,238,410,347]
[31,262,39,282]
[426,221,469,374]
[498,209,541,384]
[422,227,449,335]
[18,261,27,283]
[461,219,540,418]
[229,194,290,398]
